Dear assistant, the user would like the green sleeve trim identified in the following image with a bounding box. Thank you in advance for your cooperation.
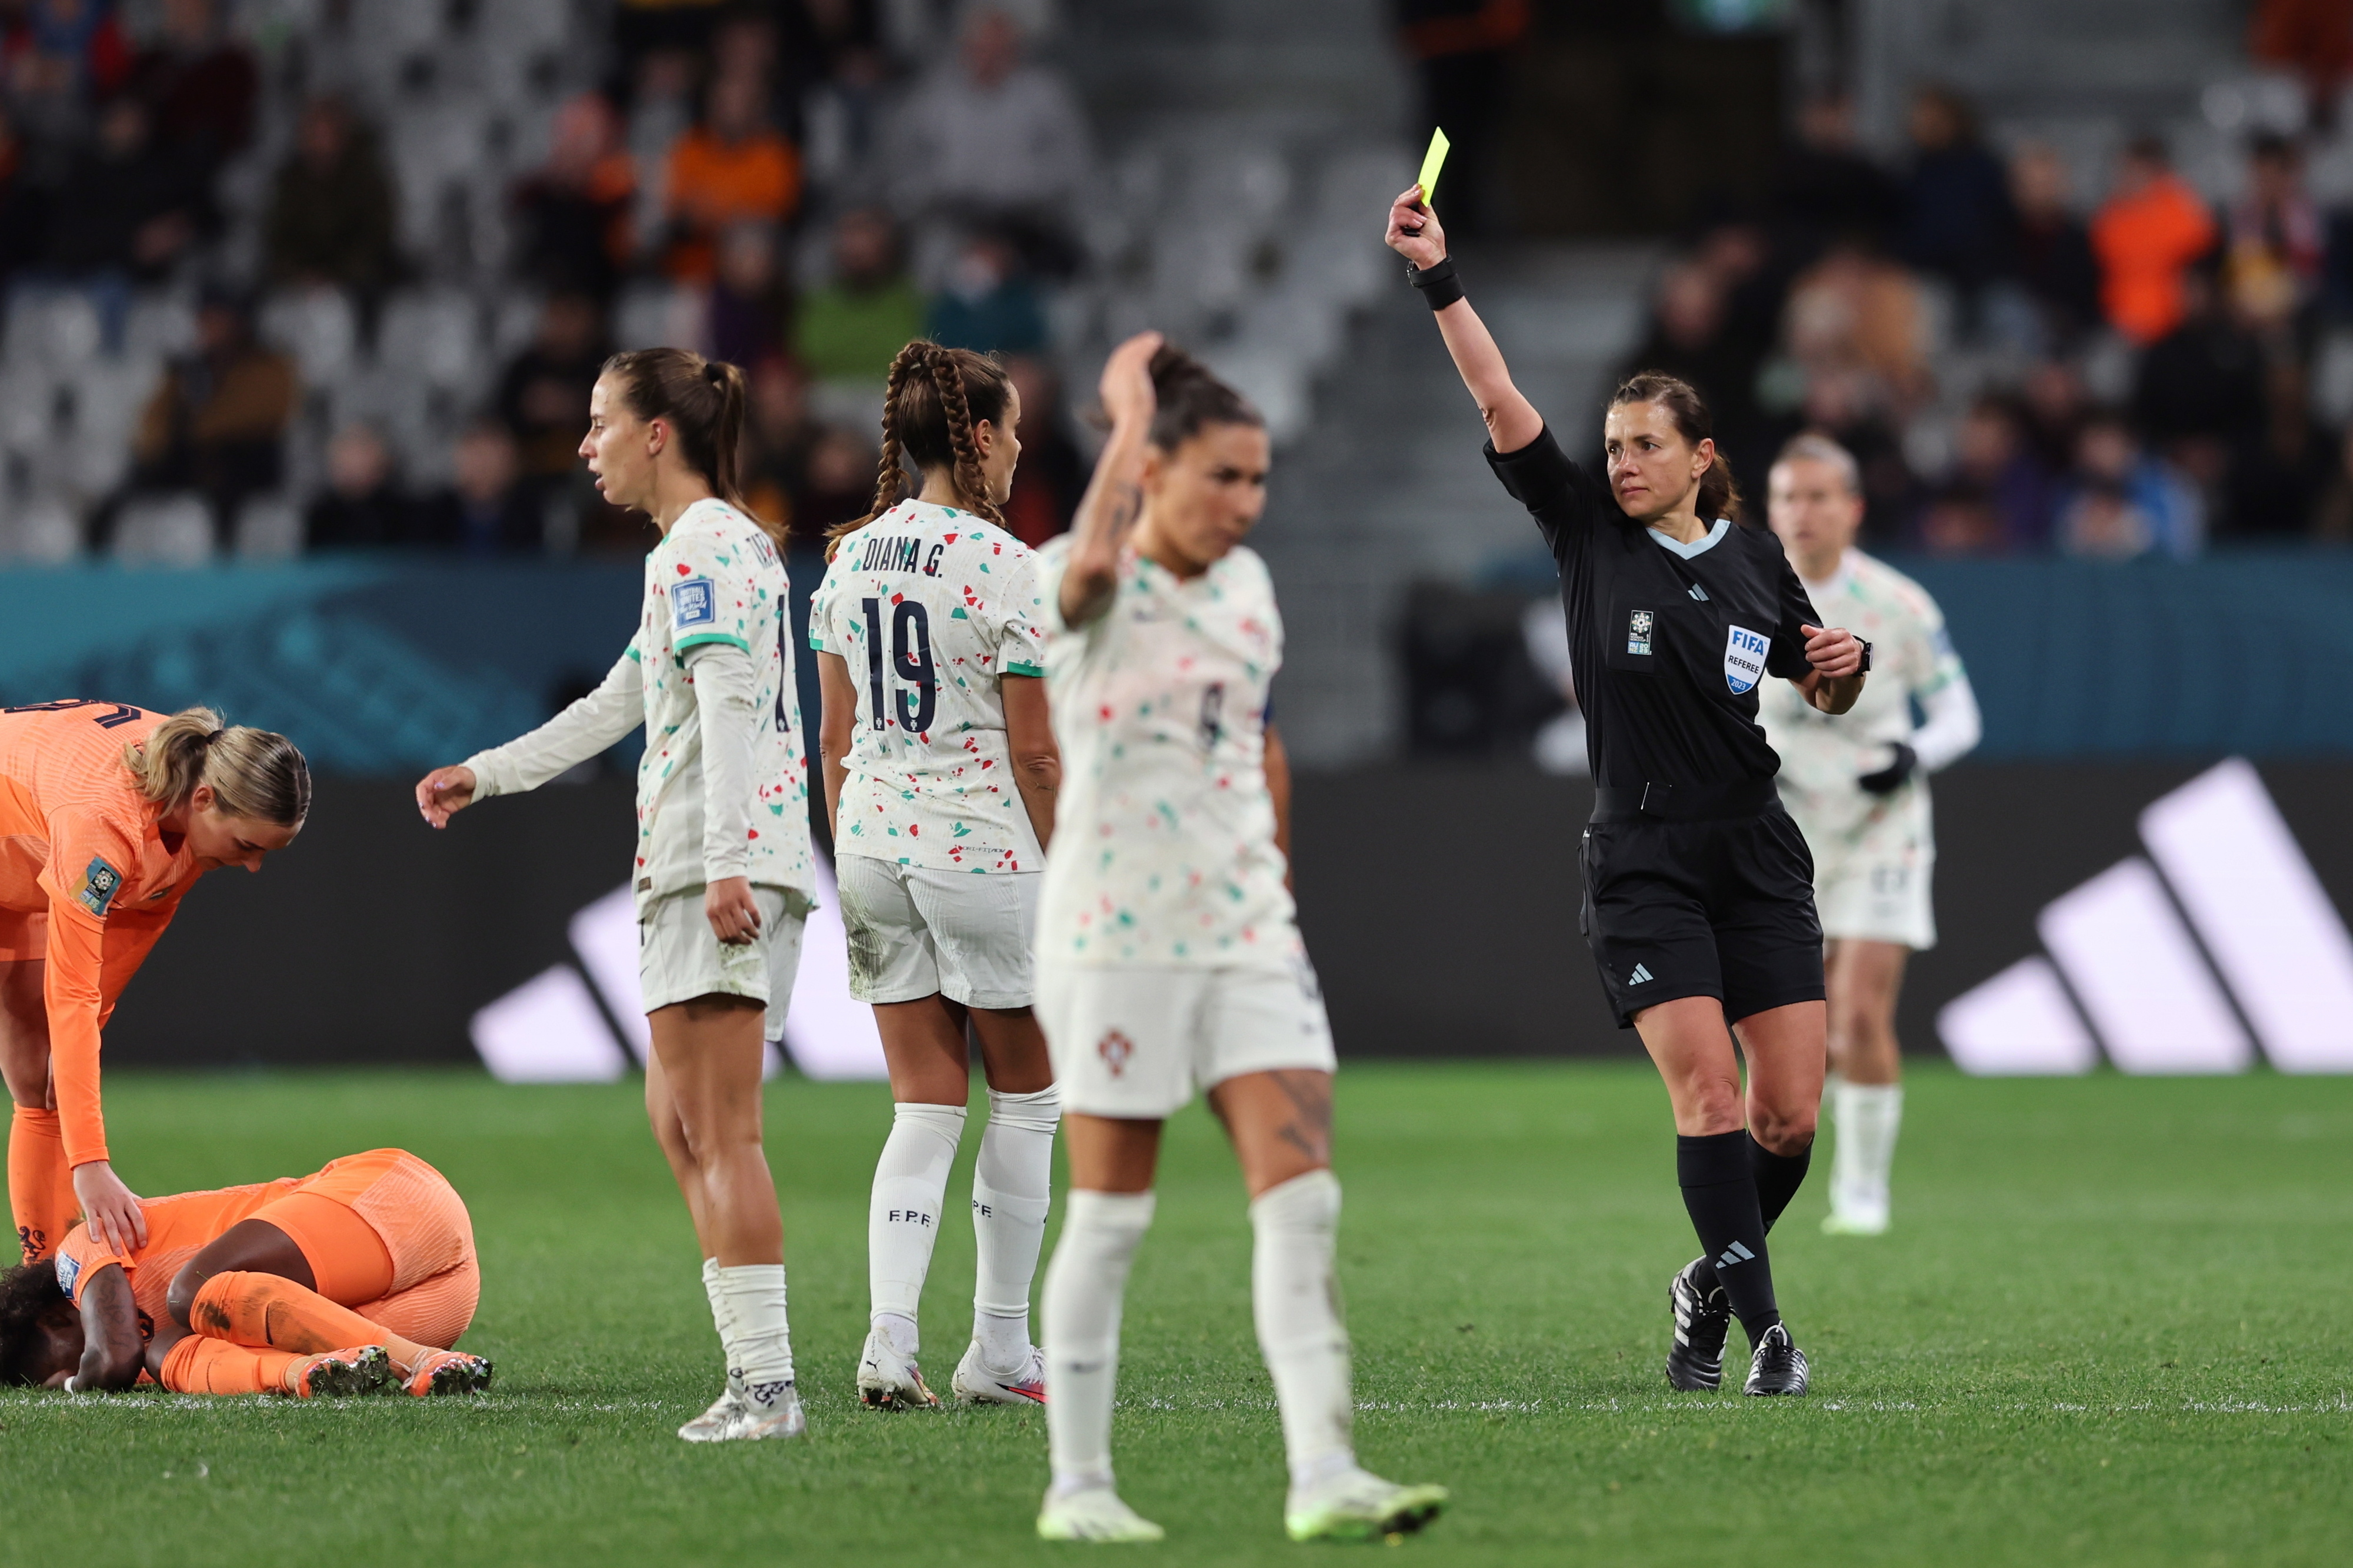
[1002,661,1045,677]
[808,636,831,653]
[674,632,752,660]
[625,646,641,662]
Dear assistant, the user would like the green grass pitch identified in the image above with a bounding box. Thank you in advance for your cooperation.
[2,1062,2347,1567]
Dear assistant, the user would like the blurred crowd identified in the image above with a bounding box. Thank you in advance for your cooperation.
[1622,85,2353,559]
[0,0,1095,562]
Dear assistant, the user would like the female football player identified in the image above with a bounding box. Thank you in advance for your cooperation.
[1027,332,1446,1543]
[1387,184,1865,1397]
[2,703,308,1264]
[0,1146,487,1398]
[812,341,1061,1413]
[415,346,813,1442]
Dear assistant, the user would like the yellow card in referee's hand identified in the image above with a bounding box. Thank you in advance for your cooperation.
[1416,127,1450,210]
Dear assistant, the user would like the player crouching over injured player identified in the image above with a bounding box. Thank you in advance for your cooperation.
[0,1148,489,1398]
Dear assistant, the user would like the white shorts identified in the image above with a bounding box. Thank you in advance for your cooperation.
[639,886,808,1041]
[1800,793,1937,950]
[836,856,1038,1009]
[1036,958,1337,1120]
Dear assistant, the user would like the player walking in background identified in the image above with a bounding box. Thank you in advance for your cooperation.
[414,348,814,1442]
[0,1146,488,1398]
[1,703,308,1265]
[1388,186,1867,1397]
[1758,436,1981,1236]
[812,342,1062,1412]
[1028,333,1446,1544]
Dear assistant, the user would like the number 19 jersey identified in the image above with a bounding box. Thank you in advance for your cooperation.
[809,501,1049,872]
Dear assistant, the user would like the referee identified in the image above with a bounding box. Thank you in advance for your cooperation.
[1386,187,1867,1396]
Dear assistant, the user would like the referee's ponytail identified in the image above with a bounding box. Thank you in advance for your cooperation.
[1611,371,1742,523]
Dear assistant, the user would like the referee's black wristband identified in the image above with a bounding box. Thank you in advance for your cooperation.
[1407,256,1464,310]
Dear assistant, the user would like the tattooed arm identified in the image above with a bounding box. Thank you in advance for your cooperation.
[1060,331,1164,629]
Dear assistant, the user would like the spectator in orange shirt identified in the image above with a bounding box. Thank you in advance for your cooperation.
[2089,135,2218,345]
[663,71,801,283]
[2,705,308,1265]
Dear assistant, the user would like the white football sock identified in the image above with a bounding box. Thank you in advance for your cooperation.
[868,1101,968,1353]
[1831,1080,1904,1215]
[973,1084,1058,1370]
[701,1255,728,1339]
[715,1263,795,1406]
[1042,1189,1155,1496]
[1249,1169,1357,1487]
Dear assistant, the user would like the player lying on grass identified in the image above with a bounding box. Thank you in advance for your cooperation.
[0,1147,489,1398]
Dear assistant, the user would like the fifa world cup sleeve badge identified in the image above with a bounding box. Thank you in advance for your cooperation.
[1627,610,1654,656]
[75,857,123,918]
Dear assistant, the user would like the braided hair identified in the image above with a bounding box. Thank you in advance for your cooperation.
[829,340,1014,555]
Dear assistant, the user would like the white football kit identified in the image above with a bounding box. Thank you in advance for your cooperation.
[1756,549,1979,949]
[1034,539,1334,1119]
[463,498,813,1031]
[810,501,1049,1007]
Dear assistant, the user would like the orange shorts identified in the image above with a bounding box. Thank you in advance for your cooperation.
[254,1150,481,1350]
[0,905,42,964]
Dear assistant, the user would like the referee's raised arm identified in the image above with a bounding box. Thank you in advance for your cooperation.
[1384,186,1543,454]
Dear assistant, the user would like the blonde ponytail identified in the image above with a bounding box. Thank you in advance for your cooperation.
[124,706,311,826]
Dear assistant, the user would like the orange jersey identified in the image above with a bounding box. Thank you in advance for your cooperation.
[0,701,199,1168]
[51,1149,465,1329]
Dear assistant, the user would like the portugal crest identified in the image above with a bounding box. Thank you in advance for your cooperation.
[1096,1029,1135,1077]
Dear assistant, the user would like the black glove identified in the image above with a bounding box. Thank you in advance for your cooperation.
[1857,741,1917,796]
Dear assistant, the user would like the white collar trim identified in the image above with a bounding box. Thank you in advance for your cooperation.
[1648,517,1732,559]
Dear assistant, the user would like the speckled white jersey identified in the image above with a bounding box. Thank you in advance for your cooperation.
[1035,539,1298,969]
[809,501,1048,872]
[1759,551,1962,946]
[1759,551,1963,838]
[633,497,811,907]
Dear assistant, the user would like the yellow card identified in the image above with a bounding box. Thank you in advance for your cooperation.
[1416,127,1451,209]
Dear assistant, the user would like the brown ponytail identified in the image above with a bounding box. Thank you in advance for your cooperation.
[828,339,1012,555]
[1609,370,1743,522]
[124,706,310,826]
[601,347,785,548]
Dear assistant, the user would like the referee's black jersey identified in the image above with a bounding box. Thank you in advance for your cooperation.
[1488,427,1820,789]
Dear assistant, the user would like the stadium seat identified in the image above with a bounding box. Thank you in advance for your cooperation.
[612,282,708,353]
[233,495,305,562]
[2,289,102,372]
[260,288,360,389]
[0,492,81,563]
[112,495,215,568]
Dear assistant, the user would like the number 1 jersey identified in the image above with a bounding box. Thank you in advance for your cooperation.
[809,501,1049,872]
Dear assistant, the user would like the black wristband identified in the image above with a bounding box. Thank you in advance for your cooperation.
[1407,256,1463,310]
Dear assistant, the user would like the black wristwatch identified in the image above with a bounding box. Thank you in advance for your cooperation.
[1407,256,1463,309]
[1856,638,1872,673]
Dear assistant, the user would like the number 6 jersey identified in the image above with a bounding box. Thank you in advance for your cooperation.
[1033,538,1301,971]
[809,500,1049,872]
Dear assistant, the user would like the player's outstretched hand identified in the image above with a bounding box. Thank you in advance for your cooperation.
[1801,624,1864,679]
[1098,330,1162,431]
[415,765,478,828]
[73,1160,147,1255]
[1385,185,1447,270]
[705,875,762,946]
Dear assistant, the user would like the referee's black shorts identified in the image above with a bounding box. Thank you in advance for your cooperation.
[1578,793,1824,1031]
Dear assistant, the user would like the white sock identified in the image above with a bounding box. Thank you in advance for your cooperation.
[715,1263,795,1406]
[1831,1080,1904,1215]
[973,1084,1058,1370]
[868,1101,968,1355]
[1249,1169,1357,1488]
[696,1262,725,1365]
[1042,1189,1155,1496]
